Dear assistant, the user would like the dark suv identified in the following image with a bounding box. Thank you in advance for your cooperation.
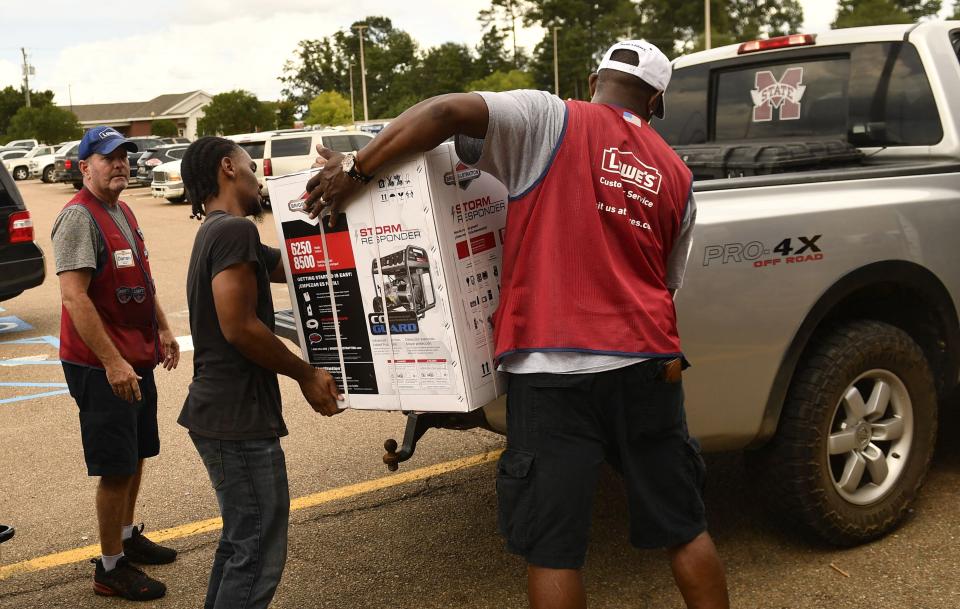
[0,164,45,301]
[136,144,189,186]
[125,137,165,186]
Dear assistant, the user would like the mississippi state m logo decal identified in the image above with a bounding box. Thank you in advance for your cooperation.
[751,67,805,122]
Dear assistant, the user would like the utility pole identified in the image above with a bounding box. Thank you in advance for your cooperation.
[21,48,33,108]
[354,24,369,122]
[348,63,356,124]
[552,26,561,97]
[705,0,712,50]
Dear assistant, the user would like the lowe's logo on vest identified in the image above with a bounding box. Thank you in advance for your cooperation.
[600,148,662,195]
[751,67,805,122]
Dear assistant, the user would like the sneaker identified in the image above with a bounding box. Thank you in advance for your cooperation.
[92,557,166,601]
[123,524,177,565]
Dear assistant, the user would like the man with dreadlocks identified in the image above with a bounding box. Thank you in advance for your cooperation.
[178,136,342,609]
[303,41,728,609]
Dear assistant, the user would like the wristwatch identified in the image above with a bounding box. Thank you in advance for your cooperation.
[341,152,374,184]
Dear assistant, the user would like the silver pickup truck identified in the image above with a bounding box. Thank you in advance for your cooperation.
[277,21,960,546]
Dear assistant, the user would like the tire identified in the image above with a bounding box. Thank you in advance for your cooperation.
[12,166,28,181]
[72,183,82,190]
[166,196,185,204]
[747,320,937,546]
[42,165,54,183]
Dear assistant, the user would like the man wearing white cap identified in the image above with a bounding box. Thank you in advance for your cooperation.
[303,40,729,609]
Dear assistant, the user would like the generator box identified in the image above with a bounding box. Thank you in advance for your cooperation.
[268,143,507,412]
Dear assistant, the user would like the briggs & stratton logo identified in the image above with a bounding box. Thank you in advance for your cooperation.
[751,68,805,122]
[444,163,481,190]
[600,148,662,194]
[288,191,308,212]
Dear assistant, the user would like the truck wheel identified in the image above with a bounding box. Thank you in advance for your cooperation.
[166,196,185,204]
[747,320,937,546]
[73,183,82,190]
[42,166,54,183]
[12,166,28,180]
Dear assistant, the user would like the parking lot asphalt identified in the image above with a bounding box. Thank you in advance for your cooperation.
[1,179,959,609]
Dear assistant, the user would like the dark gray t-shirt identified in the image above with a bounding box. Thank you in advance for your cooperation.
[178,211,285,440]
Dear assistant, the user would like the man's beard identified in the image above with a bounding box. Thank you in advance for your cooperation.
[246,197,265,222]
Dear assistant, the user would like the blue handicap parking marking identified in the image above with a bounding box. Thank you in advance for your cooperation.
[0,382,70,405]
[0,316,34,335]
[0,335,60,348]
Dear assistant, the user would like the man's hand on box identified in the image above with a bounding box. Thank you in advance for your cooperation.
[299,367,344,417]
[304,145,362,226]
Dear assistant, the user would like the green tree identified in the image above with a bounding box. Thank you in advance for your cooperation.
[478,0,532,67]
[305,91,353,126]
[6,105,82,143]
[0,86,55,138]
[197,90,276,136]
[954,1,960,18]
[272,100,298,129]
[417,43,478,98]
[150,119,178,137]
[833,0,940,28]
[281,16,421,120]
[467,69,536,91]
[476,25,515,75]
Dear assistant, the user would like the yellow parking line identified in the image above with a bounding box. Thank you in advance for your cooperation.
[0,448,502,581]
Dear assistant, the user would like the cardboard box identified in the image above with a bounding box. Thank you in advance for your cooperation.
[268,143,507,412]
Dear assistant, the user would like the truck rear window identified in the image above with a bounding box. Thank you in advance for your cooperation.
[659,42,942,148]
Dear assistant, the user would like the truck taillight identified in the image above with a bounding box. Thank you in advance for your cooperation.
[263,159,272,177]
[8,211,34,243]
[64,159,72,169]
[738,34,816,54]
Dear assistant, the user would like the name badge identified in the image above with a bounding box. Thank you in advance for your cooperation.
[114,249,135,268]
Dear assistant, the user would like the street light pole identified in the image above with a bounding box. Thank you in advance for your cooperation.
[705,0,712,50]
[21,48,31,108]
[552,26,561,97]
[354,24,369,122]
[348,63,356,124]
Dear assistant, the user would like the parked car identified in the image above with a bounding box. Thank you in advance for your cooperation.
[135,143,189,186]
[159,137,190,145]
[4,145,55,181]
[30,141,77,183]
[125,137,166,185]
[150,159,185,203]
[227,129,373,204]
[0,163,45,301]
[4,139,39,150]
[277,22,960,547]
[265,130,373,181]
[54,142,82,189]
[0,150,30,180]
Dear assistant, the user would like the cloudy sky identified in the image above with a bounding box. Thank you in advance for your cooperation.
[0,0,956,107]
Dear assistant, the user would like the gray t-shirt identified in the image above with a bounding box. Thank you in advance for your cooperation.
[454,90,696,374]
[51,198,140,274]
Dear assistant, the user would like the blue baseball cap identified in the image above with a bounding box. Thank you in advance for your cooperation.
[78,126,138,160]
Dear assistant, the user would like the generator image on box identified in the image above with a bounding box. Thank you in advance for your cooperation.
[371,245,436,320]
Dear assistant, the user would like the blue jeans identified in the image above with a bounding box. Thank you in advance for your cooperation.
[190,433,290,609]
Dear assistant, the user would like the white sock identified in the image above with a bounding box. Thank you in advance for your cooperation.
[121,525,135,541]
[101,553,124,572]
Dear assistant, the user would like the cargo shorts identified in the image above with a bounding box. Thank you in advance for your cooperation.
[496,359,707,569]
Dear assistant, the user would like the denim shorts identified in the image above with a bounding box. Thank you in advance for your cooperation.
[497,359,707,569]
[62,362,159,477]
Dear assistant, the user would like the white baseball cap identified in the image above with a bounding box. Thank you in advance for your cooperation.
[597,40,671,119]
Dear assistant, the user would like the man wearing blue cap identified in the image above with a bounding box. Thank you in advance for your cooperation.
[52,126,180,601]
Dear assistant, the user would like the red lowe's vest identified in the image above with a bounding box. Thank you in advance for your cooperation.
[493,101,693,362]
[59,188,160,369]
